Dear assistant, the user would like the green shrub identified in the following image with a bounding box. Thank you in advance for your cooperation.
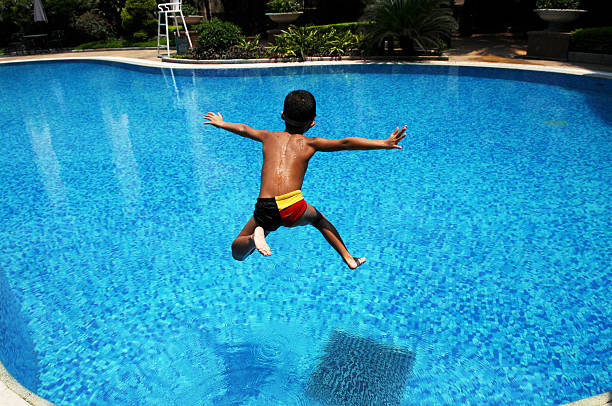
[571,27,612,53]
[535,0,580,9]
[75,38,162,49]
[132,30,148,41]
[305,22,370,34]
[362,0,457,55]
[266,0,301,12]
[182,4,198,15]
[120,0,157,38]
[267,25,363,59]
[195,18,243,57]
[75,10,114,40]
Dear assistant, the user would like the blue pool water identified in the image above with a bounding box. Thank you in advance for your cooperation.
[0,61,610,405]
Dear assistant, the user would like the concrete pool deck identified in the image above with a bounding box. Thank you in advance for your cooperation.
[0,33,610,405]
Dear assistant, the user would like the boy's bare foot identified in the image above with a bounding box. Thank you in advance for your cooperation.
[253,227,271,256]
[347,256,366,270]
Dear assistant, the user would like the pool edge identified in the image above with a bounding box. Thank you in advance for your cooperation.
[1,56,612,80]
[561,391,612,406]
[0,361,55,406]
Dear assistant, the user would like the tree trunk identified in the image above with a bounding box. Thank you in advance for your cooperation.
[201,0,225,20]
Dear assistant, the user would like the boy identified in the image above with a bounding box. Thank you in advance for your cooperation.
[204,90,406,269]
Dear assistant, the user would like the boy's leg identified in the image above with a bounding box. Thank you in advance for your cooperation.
[293,204,366,270]
[232,217,272,260]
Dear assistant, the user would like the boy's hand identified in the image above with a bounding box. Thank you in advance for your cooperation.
[204,112,224,127]
[385,125,407,149]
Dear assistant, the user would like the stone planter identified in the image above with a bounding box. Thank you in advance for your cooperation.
[184,15,204,25]
[534,9,587,31]
[265,12,303,25]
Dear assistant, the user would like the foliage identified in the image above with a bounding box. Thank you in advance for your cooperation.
[75,10,114,40]
[0,0,31,33]
[266,0,301,12]
[535,0,581,9]
[194,18,243,57]
[236,35,262,54]
[74,38,163,49]
[120,0,157,38]
[361,0,457,55]
[305,22,371,34]
[266,25,363,59]
[571,26,612,53]
[182,4,198,15]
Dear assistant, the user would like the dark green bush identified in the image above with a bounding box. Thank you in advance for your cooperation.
[571,27,612,53]
[75,10,114,41]
[535,0,580,9]
[266,0,301,12]
[194,18,243,57]
[120,0,157,38]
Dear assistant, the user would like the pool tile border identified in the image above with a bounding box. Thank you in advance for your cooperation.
[0,55,609,406]
[0,362,55,405]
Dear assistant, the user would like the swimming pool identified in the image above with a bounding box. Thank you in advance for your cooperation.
[0,60,610,405]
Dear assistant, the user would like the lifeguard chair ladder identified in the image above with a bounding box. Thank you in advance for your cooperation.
[157,0,192,57]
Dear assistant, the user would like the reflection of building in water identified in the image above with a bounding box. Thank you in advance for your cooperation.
[101,106,142,212]
[306,330,415,406]
[25,119,66,207]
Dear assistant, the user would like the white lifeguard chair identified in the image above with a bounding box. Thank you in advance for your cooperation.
[157,0,193,57]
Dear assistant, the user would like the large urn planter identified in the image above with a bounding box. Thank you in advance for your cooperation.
[265,12,303,25]
[534,9,586,31]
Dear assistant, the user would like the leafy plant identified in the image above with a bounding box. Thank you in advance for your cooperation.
[535,0,580,9]
[571,26,612,53]
[75,10,114,40]
[195,18,243,57]
[236,35,262,53]
[266,25,362,59]
[74,38,163,49]
[362,0,457,55]
[266,0,301,12]
[120,0,157,38]
[182,4,199,15]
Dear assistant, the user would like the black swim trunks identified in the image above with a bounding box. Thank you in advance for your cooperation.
[253,190,308,231]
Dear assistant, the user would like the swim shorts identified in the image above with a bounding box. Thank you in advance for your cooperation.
[253,190,308,231]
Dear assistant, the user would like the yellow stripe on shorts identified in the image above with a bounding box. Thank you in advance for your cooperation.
[275,190,304,211]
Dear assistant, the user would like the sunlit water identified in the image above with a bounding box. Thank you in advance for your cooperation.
[0,61,610,405]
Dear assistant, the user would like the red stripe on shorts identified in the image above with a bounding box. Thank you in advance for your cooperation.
[279,199,307,227]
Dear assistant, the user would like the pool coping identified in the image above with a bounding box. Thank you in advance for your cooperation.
[0,55,610,405]
[1,56,612,80]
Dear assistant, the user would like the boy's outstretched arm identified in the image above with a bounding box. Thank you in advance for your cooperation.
[309,125,407,152]
[204,112,266,142]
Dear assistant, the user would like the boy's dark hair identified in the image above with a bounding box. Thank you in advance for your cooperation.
[283,90,316,128]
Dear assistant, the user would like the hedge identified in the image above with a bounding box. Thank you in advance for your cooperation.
[571,27,612,54]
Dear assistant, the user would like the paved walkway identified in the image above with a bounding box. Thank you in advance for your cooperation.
[1,33,611,73]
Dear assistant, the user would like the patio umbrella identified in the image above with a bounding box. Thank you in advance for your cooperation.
[33,0,48,23]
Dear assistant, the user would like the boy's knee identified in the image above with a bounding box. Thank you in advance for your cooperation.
[231,240,246,261]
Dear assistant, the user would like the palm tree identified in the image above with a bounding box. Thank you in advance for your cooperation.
[362,0,458,55]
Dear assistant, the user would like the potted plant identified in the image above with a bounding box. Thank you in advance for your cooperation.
[534,0,586,31]
[182,4,203,25]
[265,0,303,25]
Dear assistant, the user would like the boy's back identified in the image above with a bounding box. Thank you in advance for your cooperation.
[259,130,314,198]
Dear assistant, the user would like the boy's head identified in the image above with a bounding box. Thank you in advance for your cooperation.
[282,90,316,134]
